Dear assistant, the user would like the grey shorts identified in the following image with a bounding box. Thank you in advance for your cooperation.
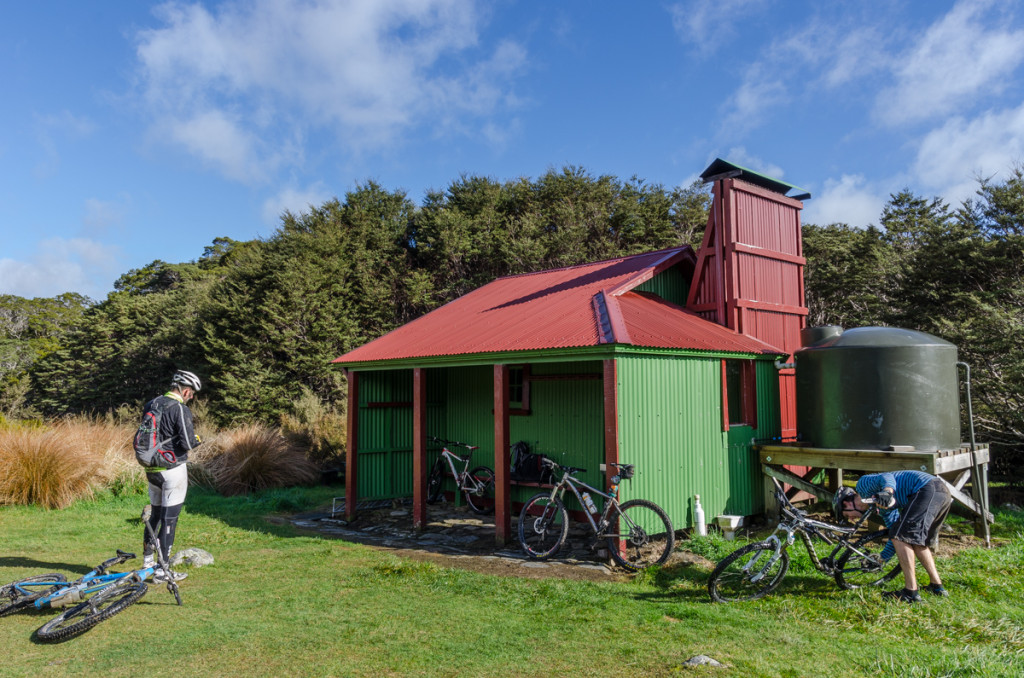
[890,478,952,549]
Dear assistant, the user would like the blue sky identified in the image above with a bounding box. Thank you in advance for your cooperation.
[3,0,1024,300]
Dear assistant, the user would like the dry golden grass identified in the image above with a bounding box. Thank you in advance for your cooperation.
[194,424,319,496]
[0,423,104,508]
[0,413,324,506]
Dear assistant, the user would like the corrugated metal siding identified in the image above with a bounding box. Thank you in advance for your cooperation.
[442,362,605,507]
[616,354,781,529]
[634,264,690,307]
[356,369,446,499]
[733,188,801,256]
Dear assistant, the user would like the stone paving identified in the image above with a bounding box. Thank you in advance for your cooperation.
[289,498,621,576]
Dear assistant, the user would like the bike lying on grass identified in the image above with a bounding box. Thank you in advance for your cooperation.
[0,506,184,641]
[707,477,901,602]
[426,436,496,515]
[518,458,675,572]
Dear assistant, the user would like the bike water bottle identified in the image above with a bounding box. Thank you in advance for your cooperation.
[581,492,598,515]
[694,494,707,536]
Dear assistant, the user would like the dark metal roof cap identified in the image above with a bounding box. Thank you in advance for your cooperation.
[700,158,811,200]
[802,326,956,350]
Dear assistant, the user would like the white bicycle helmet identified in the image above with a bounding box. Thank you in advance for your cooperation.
[171,370,202,392]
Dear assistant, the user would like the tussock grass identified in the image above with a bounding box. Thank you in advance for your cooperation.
[194,424,318,496]
[0,423,104,508]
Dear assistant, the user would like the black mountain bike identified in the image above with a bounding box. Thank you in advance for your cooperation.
[518,458,674,571]
[707,478,902,602]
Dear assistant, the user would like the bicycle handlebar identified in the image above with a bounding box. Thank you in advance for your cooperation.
[428,435,478,450]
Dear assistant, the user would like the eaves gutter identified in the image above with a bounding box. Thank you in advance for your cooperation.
[332,344,785,372]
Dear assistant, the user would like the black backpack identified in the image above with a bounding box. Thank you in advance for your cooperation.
[133,398,181,469]
[510,441,552,484]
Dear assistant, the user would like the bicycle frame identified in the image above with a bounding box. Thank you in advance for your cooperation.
[432,439,486,493]
[33,564,154,610]
[746,481,880,580]
[542,462,634,538]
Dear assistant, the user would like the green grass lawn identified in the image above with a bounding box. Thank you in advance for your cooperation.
[1,487,1022,677]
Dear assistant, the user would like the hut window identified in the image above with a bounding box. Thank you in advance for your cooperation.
[509,365,531,415]
[723,359,756,429]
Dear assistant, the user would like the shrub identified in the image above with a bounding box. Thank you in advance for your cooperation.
[0,425,103,508]
[195,424,319,496]
[279,387,346,467]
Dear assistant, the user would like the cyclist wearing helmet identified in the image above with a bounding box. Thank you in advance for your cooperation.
[141,369,203,583]
[838,470,952,604]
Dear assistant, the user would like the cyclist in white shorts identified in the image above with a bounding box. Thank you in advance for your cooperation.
[141,370,202,582]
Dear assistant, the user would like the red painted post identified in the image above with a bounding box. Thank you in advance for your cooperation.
[603,359,619,483]
[412,368,427,531]
[603,359,624,557]
[493,364,511,545]
[345,370,359,520]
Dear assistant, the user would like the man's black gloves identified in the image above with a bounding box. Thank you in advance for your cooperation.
[875,489,896,509]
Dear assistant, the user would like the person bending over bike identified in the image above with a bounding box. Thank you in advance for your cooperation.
[140,370,203,583]
[836,470,952,603]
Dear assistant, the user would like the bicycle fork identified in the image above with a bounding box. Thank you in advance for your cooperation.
[744,535,785,584]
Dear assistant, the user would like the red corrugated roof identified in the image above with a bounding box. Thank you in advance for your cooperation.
[333,247,782,365]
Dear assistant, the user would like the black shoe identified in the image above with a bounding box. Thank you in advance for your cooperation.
[924,583,949,597]
[881,588,923,604]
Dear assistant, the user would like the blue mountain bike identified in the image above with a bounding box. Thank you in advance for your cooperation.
[0,506,184,641]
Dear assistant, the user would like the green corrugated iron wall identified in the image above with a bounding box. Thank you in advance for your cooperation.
[616,354,780,529]
[356,368,446,499]
[442,361,605,506]
[635,264,689,307]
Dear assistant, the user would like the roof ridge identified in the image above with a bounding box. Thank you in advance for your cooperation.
[491,246,689,283]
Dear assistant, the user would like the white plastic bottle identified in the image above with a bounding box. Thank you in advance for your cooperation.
[694,494,707,536]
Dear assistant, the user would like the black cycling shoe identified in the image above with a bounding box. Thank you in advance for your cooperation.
[924,583,949,597]
[881,588,924,604]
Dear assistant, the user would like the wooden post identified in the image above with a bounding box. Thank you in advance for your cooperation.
[494,364,511,545]
[412,368,427,531]
[344,370,359,521]
[603,359,622,557]
[602,359,619,483]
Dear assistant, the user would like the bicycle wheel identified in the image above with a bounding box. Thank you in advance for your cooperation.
[708,541,790,603]
[517,493,568,559]
[0,574,67,617]
[464,466,495,515]
[834,530,902,590]
[426,459,445,504]
[36,580,148,642]
[606,499,675,572]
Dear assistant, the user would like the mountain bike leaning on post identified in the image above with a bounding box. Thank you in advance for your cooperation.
[517,458,675,572]
[707,477,902,602]
[0,506,184,641]
[426,436,496,514]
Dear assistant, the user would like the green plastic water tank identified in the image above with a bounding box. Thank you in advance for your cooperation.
[795,327,960,451]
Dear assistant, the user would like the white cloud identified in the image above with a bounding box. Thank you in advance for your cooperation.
[719,70,786,136]
[802,175,885,228]
[134,0,524,183]
[670,0,769,55]
[261,184,332,225]
[821,27,889,88]
[876,0,1024,126]
[914,103,1024,204]
[164,109,272,183]
[724,147,784,179]
[0,237,122,300]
